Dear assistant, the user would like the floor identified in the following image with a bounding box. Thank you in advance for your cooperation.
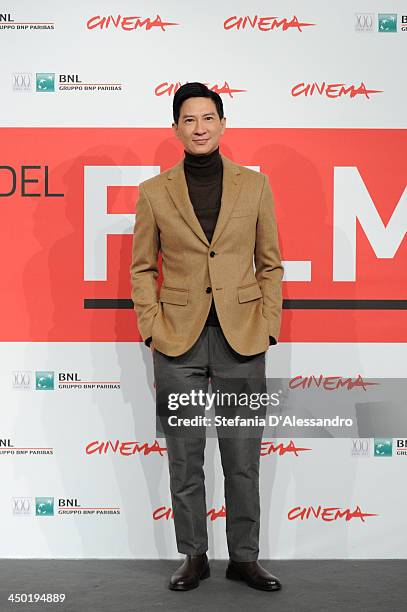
[0,559,405,612]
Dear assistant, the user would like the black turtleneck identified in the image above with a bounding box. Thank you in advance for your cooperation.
[184,146,222,326]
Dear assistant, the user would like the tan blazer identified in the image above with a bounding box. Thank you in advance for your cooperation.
[130,154,284,357]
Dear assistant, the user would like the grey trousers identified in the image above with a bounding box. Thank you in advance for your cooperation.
[152,325,267,562]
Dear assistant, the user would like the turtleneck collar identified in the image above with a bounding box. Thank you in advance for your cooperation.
[183,146,222,178]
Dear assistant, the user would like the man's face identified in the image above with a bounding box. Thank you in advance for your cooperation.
[172,96,226,155]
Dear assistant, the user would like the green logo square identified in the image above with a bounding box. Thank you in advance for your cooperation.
[35,497,54,516]
[378,14,397,32]
[35,371,54,390]
[374,438,393,456]
[36,73,55,92]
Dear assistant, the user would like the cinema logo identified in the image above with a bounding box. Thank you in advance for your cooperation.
[0,12,54,30]
[0,438,53,456]
[153,505,226,521]
[155,81,246,98]
[289,375,376,391]
[261,440,311,457]
[86,14,178,31]
[224,15,315,32]
[86,440,308,457]
[288,505,378,522]
[86,439,166,456]
[291,81,383,99]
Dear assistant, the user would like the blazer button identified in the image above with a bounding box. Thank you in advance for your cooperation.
[206,287,212,293]
[210,251,216,257]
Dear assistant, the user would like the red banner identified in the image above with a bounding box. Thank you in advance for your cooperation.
[0,128,405,341]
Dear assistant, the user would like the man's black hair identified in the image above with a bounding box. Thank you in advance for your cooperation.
[173,82,224,124]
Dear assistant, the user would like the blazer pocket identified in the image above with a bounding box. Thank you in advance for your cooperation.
[237,282,263,303]
[230,209,256,218]
[159,286,188,306]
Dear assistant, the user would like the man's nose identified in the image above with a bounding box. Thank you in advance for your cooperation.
[194,120,207,134]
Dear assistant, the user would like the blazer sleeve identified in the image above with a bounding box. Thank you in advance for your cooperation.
[255,173,284,343]
[130,184,160,343]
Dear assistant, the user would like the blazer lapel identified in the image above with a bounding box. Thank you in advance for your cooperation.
[165,153,243,248]
[211,155,243,248]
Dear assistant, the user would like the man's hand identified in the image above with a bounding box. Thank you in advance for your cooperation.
[145,336,155,354]
[148,339,156,389]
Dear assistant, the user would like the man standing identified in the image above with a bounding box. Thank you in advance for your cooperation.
[130,82,284,591]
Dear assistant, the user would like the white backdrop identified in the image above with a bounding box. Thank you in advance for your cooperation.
[1,1,406,559]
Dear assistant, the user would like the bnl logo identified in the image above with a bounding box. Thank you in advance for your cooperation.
[36,497,54,516]
[36,371,54,390]
[378,14,397,32]
[374,439,393,457]
[36,73,55,92]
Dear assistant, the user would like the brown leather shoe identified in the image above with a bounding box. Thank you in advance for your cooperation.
[226,560,281,591]
[169,553,210,591]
